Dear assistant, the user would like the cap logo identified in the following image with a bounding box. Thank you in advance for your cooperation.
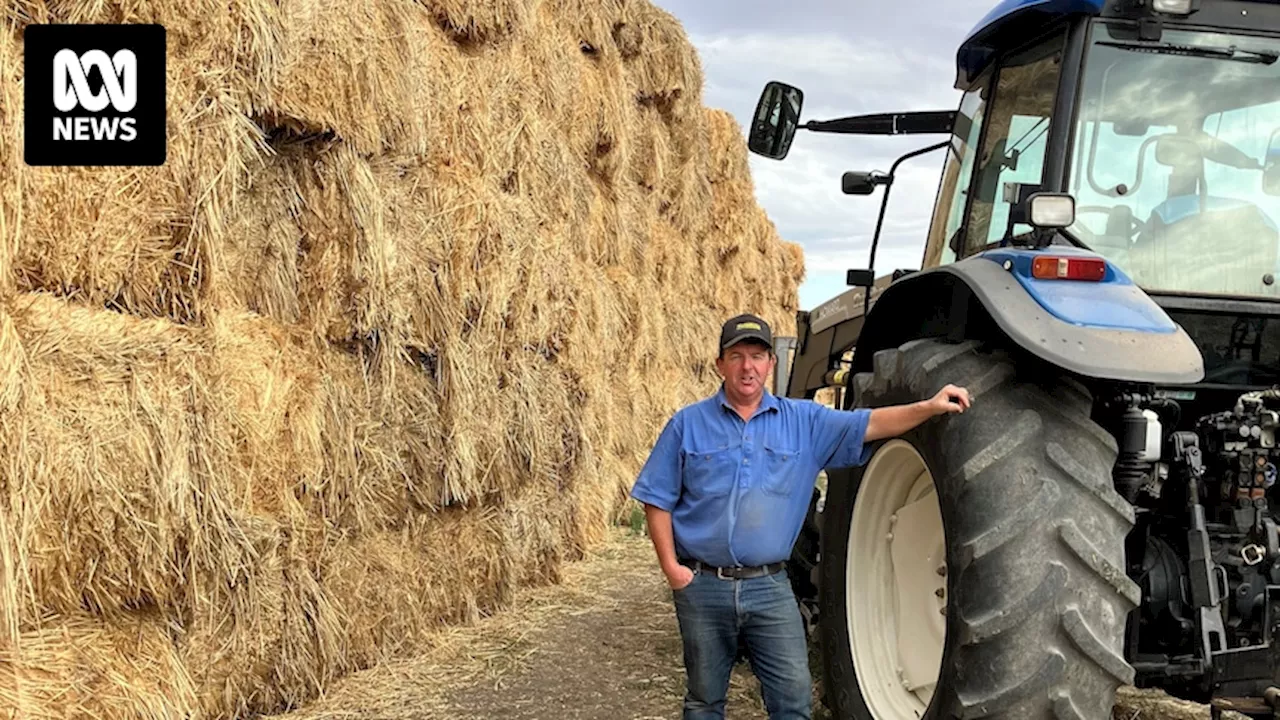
[736,322,762,331]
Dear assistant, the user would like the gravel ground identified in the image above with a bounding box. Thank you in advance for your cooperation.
[262,527,1241,720]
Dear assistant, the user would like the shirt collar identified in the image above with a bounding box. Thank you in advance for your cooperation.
[716,384,779,417]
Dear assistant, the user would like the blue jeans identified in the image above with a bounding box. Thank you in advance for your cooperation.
[671,565,812,719]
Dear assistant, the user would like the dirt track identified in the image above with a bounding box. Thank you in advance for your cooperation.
[262,527,1235,720]
[261,526,780,720]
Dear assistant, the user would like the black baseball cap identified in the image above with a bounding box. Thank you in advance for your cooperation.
[720,313,773,353]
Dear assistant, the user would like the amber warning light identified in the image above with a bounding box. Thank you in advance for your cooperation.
[1030,255,1107,281]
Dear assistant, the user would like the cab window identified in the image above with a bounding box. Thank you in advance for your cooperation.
[963,30,1067,255]
[923,68,991,267]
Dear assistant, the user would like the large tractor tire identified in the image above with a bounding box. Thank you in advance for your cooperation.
[817,338,1140,720]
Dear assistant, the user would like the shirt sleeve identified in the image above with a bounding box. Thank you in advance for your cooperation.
[808,404,874,470]
[629,411,685,512]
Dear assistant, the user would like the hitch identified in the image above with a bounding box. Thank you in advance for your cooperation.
[1206,586,1280,719]
[1211,687,1280,719]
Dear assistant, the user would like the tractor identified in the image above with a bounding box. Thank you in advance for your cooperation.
[747,0,1280,718]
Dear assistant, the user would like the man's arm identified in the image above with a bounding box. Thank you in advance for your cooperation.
[629,412,693,589]
[644,504,680,570]
[810,383,972,469]
[866,383,971,442]
[644,504,692,588]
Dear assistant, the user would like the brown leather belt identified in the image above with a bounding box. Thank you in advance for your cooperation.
[681,559,786,580]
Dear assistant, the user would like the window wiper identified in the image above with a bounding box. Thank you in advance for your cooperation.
[1098,39,1278,64]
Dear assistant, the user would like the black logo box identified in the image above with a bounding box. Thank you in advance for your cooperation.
[23,23,166,167]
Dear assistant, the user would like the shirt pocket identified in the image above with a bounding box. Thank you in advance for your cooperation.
[683,446,738,499]
[762,443,803,496]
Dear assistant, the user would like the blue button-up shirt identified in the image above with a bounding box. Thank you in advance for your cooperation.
[630,386,873,568]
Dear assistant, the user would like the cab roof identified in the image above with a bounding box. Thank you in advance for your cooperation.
[955,0,1104,88]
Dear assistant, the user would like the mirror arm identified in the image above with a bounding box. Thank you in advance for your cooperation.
[862,139,953,315]
[804,110,958,136]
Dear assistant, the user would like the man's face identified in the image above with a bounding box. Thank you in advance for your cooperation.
[716,341,775,401]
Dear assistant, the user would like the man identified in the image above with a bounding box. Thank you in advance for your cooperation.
[630,313,971,720]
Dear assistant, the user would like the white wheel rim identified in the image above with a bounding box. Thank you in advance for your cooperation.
[847,439,946,718]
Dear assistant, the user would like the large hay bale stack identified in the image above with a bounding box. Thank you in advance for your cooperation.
[0,0,804,717]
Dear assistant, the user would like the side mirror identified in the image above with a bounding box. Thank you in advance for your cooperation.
[842,170,889,195]
[846,269,875,287]
[1264,131,1280,196]
[748,81,804,160]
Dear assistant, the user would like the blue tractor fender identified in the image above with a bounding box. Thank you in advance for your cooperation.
[851,248,1205,385]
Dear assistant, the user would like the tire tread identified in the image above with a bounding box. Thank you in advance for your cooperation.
[957,651,1066,719]
[952,410,1041,484]
[1063,608,1136,685]
[959,478,1061,565]
[1059,520,1142,609]
[960,561,1068,645]
[1046,441,1135,525]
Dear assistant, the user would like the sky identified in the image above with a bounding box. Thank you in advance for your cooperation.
[650,0,999,311]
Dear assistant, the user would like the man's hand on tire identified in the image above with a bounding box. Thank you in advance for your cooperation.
[928,384,971,415]
[866,383,973,441]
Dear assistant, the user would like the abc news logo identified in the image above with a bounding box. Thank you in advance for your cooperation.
[24,24,166,166]
[53,49,140,142]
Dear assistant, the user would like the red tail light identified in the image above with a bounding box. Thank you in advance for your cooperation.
[1030,255,1106,281]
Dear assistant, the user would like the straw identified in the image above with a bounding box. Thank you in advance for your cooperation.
[0,0,804,717]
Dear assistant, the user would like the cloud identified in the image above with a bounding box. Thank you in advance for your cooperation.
[653,0,992,44]
[688,28,962,276]
[652,0,995,310]
[746,146,946,253]
[691,31,956,119]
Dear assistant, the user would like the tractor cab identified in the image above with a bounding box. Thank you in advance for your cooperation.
[751,0,1280,390]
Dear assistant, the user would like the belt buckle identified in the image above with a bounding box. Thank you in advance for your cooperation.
[717,566,731,580]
